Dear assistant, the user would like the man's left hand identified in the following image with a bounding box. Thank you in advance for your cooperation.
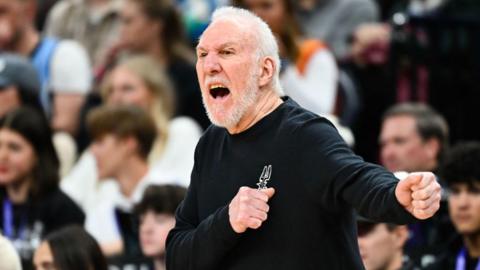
[395,172,441,220]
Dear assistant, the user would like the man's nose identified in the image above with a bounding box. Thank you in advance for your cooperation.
[203,53,221,75]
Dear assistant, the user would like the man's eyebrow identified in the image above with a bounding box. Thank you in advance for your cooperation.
[196,42,241,51]
[219,42,238,48]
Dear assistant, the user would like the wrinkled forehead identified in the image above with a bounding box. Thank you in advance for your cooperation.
[198,19,257,50]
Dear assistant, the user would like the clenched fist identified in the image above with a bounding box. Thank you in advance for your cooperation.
[395,172,441,219]
[229,186,275,233]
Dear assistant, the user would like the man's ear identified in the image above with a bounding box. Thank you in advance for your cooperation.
[424,138,440,160]
[393,225,409,249]
[258,57,275,88]
[123,136,139,155]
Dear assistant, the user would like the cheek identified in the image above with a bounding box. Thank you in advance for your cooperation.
[155,222,174,240]
[0,17,14,41]
[472,200,480,217]
[135,91,152,109]
[5,152,36,181]
[14,149,35,168]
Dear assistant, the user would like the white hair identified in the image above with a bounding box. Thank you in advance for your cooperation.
[208,6,284,96]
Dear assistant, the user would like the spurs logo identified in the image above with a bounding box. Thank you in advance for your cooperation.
[256,165,272,190]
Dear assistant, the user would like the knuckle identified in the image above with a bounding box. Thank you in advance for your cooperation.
[240,195,250,203]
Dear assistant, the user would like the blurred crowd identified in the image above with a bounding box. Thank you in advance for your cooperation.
[0,0,478,269]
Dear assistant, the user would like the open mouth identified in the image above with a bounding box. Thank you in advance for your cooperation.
[209,84,230,99]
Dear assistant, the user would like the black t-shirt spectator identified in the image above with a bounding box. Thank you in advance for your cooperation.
[0,188,84,270]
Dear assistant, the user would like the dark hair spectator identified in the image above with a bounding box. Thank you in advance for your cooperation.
[135,184,186,270]
[441,142,480,187]
[425,142,480,269]
[135,184,186,216]
[34,225,107,270]
[0,107,85,269]
[1,106,59,197]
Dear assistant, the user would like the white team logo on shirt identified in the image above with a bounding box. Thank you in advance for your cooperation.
[256,165,272,190]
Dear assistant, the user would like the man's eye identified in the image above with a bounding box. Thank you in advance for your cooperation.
[197,52,207,58]
[221,50,234,55]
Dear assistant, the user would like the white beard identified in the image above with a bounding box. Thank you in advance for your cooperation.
[203,69,259,129]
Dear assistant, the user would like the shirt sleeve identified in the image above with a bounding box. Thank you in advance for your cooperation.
[165,144,242,270]
[297,118,416,224]
[50,40,92,94]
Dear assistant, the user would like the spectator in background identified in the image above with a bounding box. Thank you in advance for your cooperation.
[294,0,379,60]
[426,142,480,270]
[0,53,42,117]
[0,0,92,137]
[44,0,124,76]
[357,217,419,270]
[0,107,85,270]
[380,102,452,267]
[33,225,107,270]
[62,55,201,213]
[0,234,22,270]
[231,0,354,146]
[84,105,161,258]
[110,0,209,129]
[380,103,449,174]
[0,53,77,178]
[135,184,187,270]
[232,0,338,117]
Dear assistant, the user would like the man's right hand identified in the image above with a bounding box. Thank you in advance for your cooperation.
[228,187,275,233]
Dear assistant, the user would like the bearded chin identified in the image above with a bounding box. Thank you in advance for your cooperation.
[203,74,259,130]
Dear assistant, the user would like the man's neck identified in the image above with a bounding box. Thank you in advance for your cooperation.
[15,27,39,57]
[6,178,32,204]
[227,89,283,134]
[464,232,480,257]
[115,158,149,198]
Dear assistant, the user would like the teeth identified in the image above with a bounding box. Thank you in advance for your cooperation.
[210,84,226,90]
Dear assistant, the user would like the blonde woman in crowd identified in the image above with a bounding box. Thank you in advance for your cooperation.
[98,0,210,128]
[61,54,201,216]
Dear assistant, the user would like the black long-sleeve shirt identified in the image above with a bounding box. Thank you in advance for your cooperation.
[166,97,416,269]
